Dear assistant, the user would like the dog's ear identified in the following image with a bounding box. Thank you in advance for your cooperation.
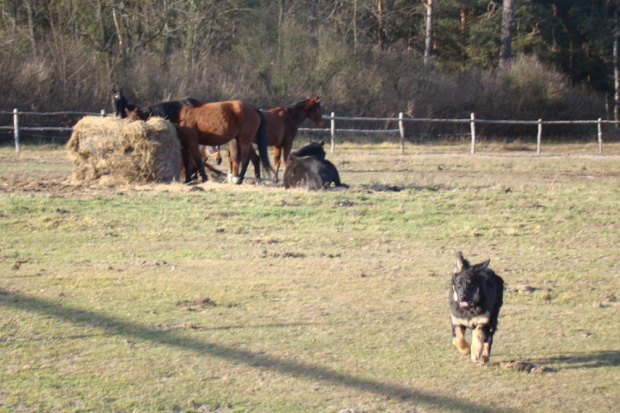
[454,252,466,273]
[472,259,490,273]
[319,139,325,147]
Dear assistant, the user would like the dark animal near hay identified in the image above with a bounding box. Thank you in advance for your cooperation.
[125,97,202,125]
[450,251,504,363]
[176,100,273,184]
[283,140,348,190]
[113,89,200,124]
[229,97,324,182]
[112,89,137,118]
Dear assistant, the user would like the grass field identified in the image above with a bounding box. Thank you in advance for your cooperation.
[1,142,619,412]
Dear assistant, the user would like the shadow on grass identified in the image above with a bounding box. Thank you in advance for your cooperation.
[1,289,517,413]
[528,351,620,370]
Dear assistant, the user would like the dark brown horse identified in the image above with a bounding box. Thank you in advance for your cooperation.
[176,100,273,184]
[228,97,323,182]
[113,90,200,125]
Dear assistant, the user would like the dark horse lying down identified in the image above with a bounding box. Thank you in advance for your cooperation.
[283,140,348,190]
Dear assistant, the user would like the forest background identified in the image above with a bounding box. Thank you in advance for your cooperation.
[1,0,619,138]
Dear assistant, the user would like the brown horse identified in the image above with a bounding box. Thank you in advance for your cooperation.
[228,97,323,182]
[176,100,273,184]
[125,107,224,181]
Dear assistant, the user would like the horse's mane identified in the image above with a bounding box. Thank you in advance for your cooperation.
[286,98,311,110]
[284,98,315,118]
[143,98,201,119]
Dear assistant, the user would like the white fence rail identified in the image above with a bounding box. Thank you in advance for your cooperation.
[300,112,618,155]
[0,109,107,152]
[2,109,618,155]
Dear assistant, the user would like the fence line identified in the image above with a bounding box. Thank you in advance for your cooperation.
[3,109,618,155]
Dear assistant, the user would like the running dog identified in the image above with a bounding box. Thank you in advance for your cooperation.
[450,252,504,363]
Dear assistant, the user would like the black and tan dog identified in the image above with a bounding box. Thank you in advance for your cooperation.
[450,252,504,363]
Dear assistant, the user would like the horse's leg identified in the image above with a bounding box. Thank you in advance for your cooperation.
[188,141,208,183]
[236,141,251,185]
[281,140,294,182]
[181,147,193,184]
[250,147,260,181]
[226,149,233,183]
[227,141,240,184]
[272,146,282,183]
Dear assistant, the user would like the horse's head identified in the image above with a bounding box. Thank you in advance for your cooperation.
[305,96,324,128]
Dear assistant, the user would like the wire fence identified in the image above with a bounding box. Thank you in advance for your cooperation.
[2,109,619,155]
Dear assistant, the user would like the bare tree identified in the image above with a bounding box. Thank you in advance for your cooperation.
[614,8,619,123]
[424,0,433,66]
[499,0,514,69]
[112,7,127,90]
[24,0,37,55]
[377,0,385,50]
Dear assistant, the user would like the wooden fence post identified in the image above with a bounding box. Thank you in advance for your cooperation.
[597,118,603,154]
[13,108,20,153]
[399,112,405,154]
[537,119,543,155]
[470,113,476,154]
[330,112,335,154]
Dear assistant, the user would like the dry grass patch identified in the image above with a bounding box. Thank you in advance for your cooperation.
[0,143,618,412]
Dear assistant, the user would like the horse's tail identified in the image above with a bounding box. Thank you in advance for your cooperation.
[255,109,274,178]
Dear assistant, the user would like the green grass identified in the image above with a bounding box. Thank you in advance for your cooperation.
[0,143,619,412]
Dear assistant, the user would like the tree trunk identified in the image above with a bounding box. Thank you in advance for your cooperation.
[311,0,318,33]
[113,7,127,90]
[460,6,467,65]
[424,0,433,66]
[24,0,37,55]
[184,0,199,70]
[377,0,385,50]
[614,9,619,124]
[353,0,358,54]
[499,0,514,69]
[278,0,286,63]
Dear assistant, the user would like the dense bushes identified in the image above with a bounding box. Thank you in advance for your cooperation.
[0,24,607,140]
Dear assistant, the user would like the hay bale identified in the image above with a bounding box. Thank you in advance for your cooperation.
[67,116,180,184]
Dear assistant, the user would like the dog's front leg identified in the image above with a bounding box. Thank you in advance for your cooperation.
[481,326,494,363]
[452,324,470,355]
[471,325,485,362]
